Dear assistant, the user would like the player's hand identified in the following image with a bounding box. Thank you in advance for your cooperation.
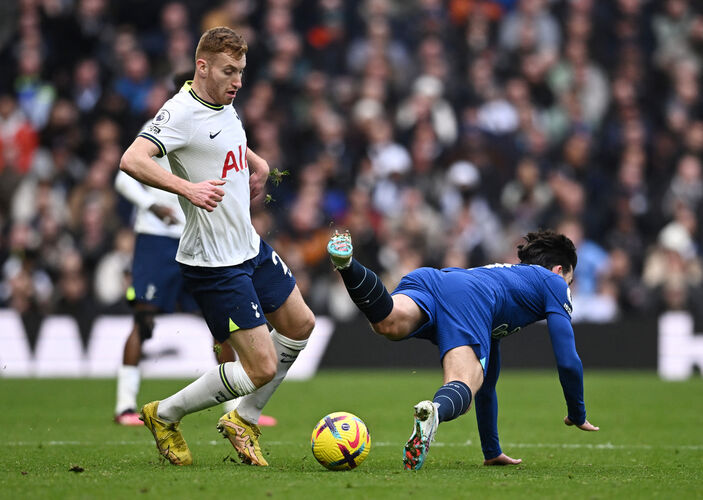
[149,204,179,225]
[564,416,600,431]
[249,169,267,204]
[484,453,522,466]
[186,180,225,211]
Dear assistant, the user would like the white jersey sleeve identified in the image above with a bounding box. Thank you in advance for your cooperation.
[137,101,193,158]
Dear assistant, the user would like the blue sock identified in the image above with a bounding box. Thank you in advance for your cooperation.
[338,259,394,323]
[433,381,472,423]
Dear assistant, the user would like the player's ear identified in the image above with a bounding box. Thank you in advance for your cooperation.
[195,57,209,76]
[550,264,563,276]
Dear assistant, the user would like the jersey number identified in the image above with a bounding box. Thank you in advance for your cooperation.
[483,263,513,269]
[222,144,248,178]
[271,251,292,277]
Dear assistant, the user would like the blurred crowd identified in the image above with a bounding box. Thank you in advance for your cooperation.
[2,0,703,346]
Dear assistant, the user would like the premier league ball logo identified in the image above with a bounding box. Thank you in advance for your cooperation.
[154,109,171,125]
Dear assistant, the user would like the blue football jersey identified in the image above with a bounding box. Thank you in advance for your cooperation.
[393,263,574,364]
[461,263,573,339]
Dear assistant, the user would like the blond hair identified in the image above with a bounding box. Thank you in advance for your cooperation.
[195,27,248,61]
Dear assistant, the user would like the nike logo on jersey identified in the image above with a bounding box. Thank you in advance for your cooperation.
[209,130,222,139]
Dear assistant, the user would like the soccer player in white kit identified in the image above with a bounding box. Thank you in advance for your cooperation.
[119,27,315,466]
[113,151,277,428]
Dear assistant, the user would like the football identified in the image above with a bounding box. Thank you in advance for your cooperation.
[310,411,371,470]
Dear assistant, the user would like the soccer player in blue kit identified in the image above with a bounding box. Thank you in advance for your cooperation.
[327,229,599,470]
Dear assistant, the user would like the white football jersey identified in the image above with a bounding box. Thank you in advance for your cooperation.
[114,156,185,239]
[138,83,260,267]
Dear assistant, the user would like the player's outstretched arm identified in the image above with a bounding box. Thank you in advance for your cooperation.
[564,416,600,431]
[546,313,590,426]
[477,339,523,465]
[120,137,225,212]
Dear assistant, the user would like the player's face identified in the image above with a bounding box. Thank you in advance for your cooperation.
[204,52,246,105]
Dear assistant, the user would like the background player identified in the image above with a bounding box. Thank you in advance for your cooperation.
[113,75,275,428]
[119,27,315,466]
[113,151,193,425]
[327,229,599,470]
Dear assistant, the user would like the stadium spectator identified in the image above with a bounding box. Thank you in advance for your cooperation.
[1,0,703,331]
[0,93,38,176]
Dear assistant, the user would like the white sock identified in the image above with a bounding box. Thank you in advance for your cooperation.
[115,365,140,415]
[234,329,307,424]
[157,361,256,422]
[222,398,240,414]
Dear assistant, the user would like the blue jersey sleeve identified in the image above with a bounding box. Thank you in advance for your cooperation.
[546,312,586,425]
[475,338,502,460]
[543,273,573,319]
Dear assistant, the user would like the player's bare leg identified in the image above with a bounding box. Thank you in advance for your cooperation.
[217,341,278,427]
[266,285,315,342]
[216,321,297,466]
[442,346,484,395]
[225,285,314,462]
[141,324,272,465]
[371,294,427,340]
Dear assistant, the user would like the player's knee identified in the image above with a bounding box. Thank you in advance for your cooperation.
[372,318,405,341]
[248,356,277,387]
[299,309,315,339]
[280,307,315,341]
[135,311,155,341]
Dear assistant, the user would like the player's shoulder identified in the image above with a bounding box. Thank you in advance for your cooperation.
[160,89,196,113]
[535,266,572,315]
[535,265,568,290]
[149,91,193,127]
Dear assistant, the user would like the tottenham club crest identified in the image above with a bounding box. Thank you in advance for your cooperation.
[154,109,171,125]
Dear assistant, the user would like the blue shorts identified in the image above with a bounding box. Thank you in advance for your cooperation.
[130,234,198,313]
[179,239,297,342]
[391,267,493,372]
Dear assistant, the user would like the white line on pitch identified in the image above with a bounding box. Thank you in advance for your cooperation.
[5,440,703,451]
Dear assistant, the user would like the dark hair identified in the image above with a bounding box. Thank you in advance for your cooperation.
[517,229,577,272]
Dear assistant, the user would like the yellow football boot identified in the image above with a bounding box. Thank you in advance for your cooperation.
[140,401,192,466]
[217,409,269,466]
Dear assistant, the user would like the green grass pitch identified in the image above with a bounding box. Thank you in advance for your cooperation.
[2,371,702,499]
